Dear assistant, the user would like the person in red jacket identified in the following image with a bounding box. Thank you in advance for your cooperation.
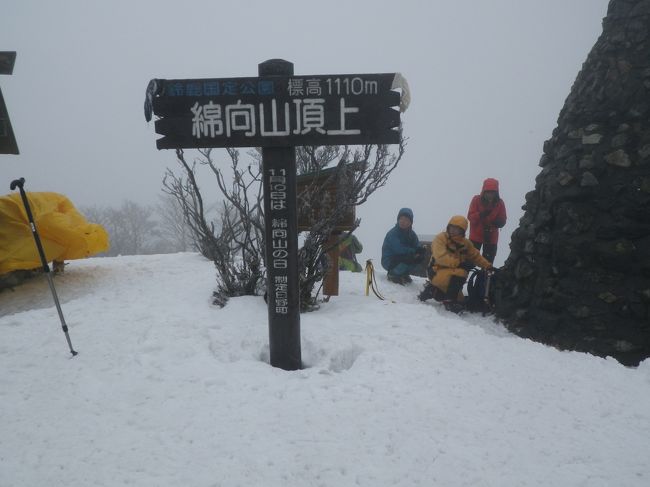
[467,178,507,263]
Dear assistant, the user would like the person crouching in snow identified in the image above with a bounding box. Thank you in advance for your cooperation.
[381,208,425,284]
[467,178,507,263]
[338,233,363,272]
[418,215,493,311]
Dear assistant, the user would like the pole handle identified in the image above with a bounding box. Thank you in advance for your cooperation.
[10,177,25,190]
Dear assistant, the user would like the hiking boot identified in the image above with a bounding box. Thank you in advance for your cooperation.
[387,273,404,285]
[443,300,465,314]
[418,283,435,302]
[402,275,412,284]
[445,275,466,301]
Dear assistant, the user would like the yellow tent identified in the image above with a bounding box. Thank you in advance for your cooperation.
[0,192,109,274]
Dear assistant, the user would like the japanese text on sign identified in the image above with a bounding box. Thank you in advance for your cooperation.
[269,168,289,315]
[190,98,360,140]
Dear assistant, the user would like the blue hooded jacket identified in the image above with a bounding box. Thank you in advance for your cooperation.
[381,208,420,270]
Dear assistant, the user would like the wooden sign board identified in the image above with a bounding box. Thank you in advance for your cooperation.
[148,73,402,149]
[0,52,16,75]
[296,166,357,232]
[0,52,18,154]
[0,87,18,154]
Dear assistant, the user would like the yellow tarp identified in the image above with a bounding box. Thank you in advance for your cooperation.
[0,192,109,274]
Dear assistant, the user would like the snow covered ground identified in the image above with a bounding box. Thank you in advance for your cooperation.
[1,253,649,487]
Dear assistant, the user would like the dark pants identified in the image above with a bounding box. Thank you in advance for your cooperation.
[471,240,497,264]
[384,253,423,277]
[419,275,466,302]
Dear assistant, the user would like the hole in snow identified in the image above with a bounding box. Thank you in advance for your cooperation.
[328,345,364,373]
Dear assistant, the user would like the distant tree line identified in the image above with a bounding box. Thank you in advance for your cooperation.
[80,195,195,257]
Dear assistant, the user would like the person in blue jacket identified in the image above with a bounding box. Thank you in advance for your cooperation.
[381,208,425,284]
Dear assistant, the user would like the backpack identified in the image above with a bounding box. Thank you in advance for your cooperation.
[466,268,495,313]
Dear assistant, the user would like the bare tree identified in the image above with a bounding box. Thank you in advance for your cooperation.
[163,149,265,306]
[164,138,406,308]
[81,201,158,256]
[156,193,193,252]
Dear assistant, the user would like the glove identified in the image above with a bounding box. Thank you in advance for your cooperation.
[415,247,425,258]
[427,265,436,280]
[460,261,475,272]
[480,210,491,219]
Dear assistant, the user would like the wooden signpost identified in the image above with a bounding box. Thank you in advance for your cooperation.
[0,51,18,155]
[145,59,407,370]
[297,164,360,297]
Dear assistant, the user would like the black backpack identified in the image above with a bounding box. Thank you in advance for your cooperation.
[466,268,495,313]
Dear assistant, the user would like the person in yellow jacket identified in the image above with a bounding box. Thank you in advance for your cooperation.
[418,215,493,310]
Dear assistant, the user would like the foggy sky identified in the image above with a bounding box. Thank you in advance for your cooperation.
[1,0,610,265]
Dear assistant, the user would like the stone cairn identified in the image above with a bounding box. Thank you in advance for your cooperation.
[495,0,650,366]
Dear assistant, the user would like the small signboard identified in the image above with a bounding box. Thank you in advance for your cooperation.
[0,89,19,154]
[297,166,357,232]
[0,52,18,154]
[148,73,403,149]
[0,52,16,75]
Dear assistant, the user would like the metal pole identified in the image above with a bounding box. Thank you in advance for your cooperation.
[259,59,301,370]
[10,178,78,356]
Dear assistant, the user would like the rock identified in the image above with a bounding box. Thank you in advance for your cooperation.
[568,305,590,318]
[615,240,636,254]
[640,178,650,193]
[579,156,595,169]
[515,260,535,279]
[524,240,535,254]
[557,171,574,186]
[538,154,550,167]
[614,341,635,353]
[582,134,603,144]
[580,172,599,186]
[638,144,650,160]
[611,133,628,147]
[605,150,632,167]
[515,309,528,319]
[598,292,618,303]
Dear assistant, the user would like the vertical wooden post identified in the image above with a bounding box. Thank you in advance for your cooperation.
[323,233,340,297]
[259,59,301,371]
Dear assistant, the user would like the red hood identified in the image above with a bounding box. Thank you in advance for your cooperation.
[482,178,499,192]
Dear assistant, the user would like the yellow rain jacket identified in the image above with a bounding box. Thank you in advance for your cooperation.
[430,216,491,293]
[0,192,109,274]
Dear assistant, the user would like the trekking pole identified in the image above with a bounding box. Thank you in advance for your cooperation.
[9,178,78,356]
[483,269,493,314]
